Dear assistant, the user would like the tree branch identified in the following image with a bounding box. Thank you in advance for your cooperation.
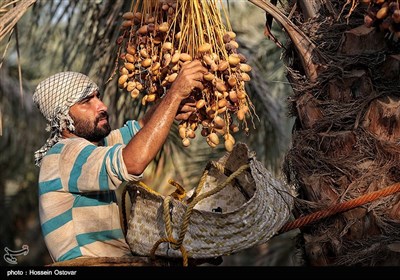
[248,0,323,82]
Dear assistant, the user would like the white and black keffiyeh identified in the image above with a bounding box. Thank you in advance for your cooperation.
[33,72,99,166]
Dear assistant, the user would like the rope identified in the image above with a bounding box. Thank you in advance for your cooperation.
[168,179,187,201]
[150,162,250,266]
[150,238,189,266]
[280,182,400,233]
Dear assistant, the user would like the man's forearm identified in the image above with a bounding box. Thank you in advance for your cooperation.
[138,98,162,127]
[122,91,182,175]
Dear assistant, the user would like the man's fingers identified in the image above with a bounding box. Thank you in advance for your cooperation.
[180,60,208,75]
[180,59,203,69]
[168,59,207,99]
[192,80,204,90]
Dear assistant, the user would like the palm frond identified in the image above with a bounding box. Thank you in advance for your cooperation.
[0,0,36,43]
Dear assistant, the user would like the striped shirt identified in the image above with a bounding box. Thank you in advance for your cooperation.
[38,120,142,262]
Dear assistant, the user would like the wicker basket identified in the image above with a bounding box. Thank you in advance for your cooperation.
[126,143,295,259]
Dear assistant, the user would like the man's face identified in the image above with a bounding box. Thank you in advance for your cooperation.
[68,91,111,142]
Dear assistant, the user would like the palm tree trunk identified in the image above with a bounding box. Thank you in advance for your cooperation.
[250,0,400,265]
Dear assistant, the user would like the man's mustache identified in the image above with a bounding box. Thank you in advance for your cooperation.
[96,111,109,124]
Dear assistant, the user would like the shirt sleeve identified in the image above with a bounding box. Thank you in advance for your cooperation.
[58,138,143,193]
[103,120,141,146]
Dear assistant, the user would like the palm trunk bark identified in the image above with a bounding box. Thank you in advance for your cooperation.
[250,0,400,265]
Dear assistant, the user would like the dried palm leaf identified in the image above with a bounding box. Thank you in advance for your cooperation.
[0,0,36,43]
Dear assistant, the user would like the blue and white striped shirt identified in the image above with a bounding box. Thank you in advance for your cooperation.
[38,120,142,262]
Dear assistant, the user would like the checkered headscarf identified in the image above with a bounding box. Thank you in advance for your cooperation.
[33,72,99,166]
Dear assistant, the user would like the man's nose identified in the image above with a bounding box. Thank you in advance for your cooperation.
[95,97,108,111]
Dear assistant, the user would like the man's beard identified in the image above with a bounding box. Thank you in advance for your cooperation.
[71,111,111,142]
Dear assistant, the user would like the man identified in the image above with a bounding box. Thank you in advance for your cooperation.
[33,61,207,263]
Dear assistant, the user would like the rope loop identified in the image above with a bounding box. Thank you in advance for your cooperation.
[150,237,188,266]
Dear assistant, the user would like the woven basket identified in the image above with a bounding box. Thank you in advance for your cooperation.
[125,143,295,259]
